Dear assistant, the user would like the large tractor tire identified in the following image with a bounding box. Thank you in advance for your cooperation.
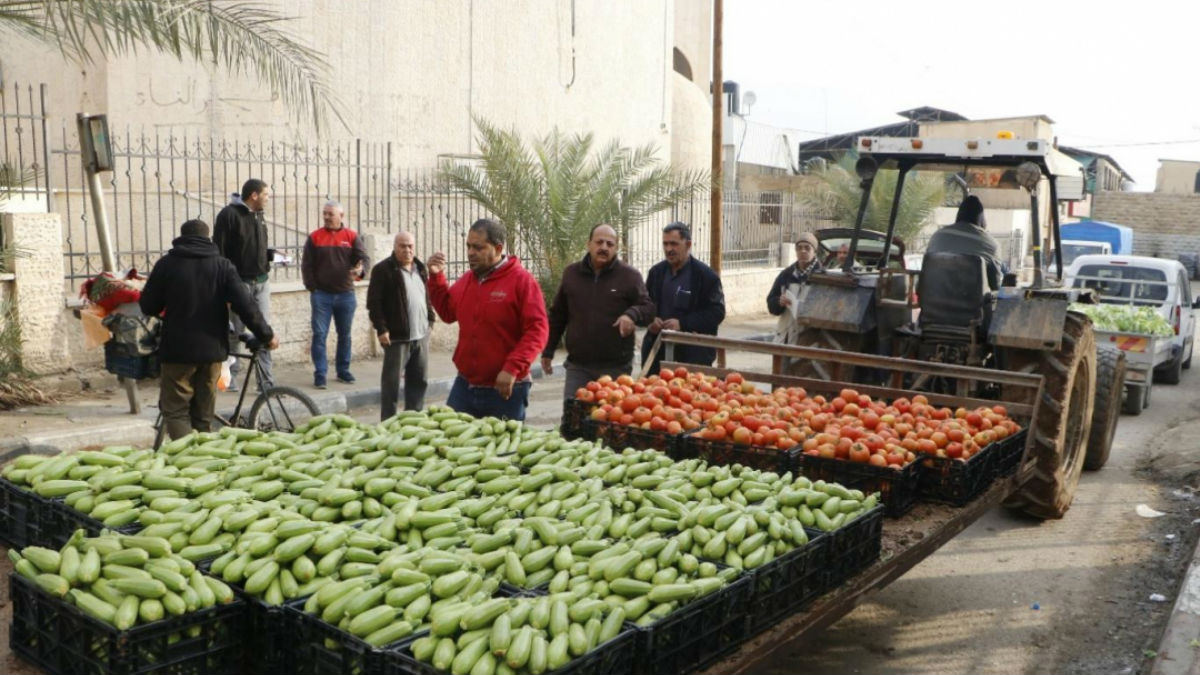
[1001,312,1096,519]
[1085,347,1126,471]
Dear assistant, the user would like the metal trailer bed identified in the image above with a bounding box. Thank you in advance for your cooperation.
[642,331,1044,674]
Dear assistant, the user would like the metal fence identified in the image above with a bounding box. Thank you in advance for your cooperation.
[0,83,52,214]
[721,191,836,268]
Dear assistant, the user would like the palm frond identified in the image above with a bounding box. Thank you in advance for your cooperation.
[440,117,710,305]
[0,0,343,133]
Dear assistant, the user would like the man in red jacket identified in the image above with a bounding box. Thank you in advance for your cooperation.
[427,218,549,421]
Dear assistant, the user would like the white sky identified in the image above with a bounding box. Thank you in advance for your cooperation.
[724,0,1199,190]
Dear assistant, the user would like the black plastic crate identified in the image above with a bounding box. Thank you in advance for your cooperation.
[9,573,245,675]
[48,498,142,543]
[593,421,682,454]
[389,625,639,675]
[917,429,1029,506]
[0,480,96,550]
[630,573,752,675]
[287,603,423,675]
[794,453,921,517]
[744,532,830,635]
[989,429,1028,479]
[817,504,884,589]
[104,341,160,380]
[239,594,306,675]
[679,432,801,472]
[560,398,597,441]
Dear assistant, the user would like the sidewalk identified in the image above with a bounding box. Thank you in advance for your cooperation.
[0,315,778,457]
[1154,534,1200,675]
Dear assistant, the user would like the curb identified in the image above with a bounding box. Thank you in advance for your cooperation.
[0,362,562,457]
[1152,532,1200,675]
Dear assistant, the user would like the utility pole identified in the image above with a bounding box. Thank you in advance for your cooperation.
[709,0,723,274]
[77,113,117,273]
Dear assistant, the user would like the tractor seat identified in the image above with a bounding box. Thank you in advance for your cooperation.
[917,252,995,335]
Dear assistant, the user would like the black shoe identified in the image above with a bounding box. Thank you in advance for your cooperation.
[336,374,356,384]
[314,378,327,390]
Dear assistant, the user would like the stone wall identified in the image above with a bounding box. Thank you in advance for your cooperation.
[1091,192,1200,258]
[3,213,71,375]
[1,1,711,171]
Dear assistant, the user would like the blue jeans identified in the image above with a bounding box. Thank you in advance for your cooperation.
[446,375,531,421]
[310,290,356,382]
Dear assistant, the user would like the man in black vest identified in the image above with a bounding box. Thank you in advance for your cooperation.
[640,222,725,375]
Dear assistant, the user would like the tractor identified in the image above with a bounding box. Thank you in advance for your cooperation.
[789,136,1124,518]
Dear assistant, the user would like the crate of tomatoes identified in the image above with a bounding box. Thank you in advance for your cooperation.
[916,407,1027,506]
[792,388,933,517]
[569,368,724,455]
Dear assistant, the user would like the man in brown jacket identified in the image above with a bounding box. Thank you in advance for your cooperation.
[541,224,656,399]
[367,231,434,419]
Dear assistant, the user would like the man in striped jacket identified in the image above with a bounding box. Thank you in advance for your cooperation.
[301,200,370,389]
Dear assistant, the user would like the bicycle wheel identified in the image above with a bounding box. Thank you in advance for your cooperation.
[247,386,321,433]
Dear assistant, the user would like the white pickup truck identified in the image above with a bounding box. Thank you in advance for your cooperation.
[1065,255,1198,414]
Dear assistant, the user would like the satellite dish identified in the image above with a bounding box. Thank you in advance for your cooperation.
[743,91,757,114]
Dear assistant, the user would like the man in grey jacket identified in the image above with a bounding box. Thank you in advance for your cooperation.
[925,195,1005,289]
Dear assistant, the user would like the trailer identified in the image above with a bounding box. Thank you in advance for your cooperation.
[1093,329,1170,415]
[641,330,1049,673]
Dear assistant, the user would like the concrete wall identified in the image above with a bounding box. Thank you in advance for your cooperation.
[1,0,711,171]
[1092,191,1200,258]
[720,266,781,317]
[1156,160,1200,194]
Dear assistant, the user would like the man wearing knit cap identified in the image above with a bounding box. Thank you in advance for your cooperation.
[924,195,1004,289]
[767,231,823,318]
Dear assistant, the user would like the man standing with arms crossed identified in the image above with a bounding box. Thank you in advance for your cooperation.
[213,178,274,391]
[367,231,433,419]
[541,224,655,401]
[427,219,549,421]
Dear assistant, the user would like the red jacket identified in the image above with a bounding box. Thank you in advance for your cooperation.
[428,256,549,386]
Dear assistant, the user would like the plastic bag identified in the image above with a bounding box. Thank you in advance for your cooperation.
[217,357,234,392]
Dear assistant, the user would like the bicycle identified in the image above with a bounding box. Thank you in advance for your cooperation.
[151,334,320,449]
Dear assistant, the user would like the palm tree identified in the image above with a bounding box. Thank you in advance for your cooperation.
[801,155,944,244]
[0,0,343,132]
[441,117,710,301]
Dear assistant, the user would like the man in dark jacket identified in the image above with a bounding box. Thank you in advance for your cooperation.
[541,224,655,400]
[140,219,278,440]
[301,200,370,388]
[213,178,274,391]
[766,231,823,317]
[640,222,725,375]
[367,231,434,419]
[925,195,1005,289]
